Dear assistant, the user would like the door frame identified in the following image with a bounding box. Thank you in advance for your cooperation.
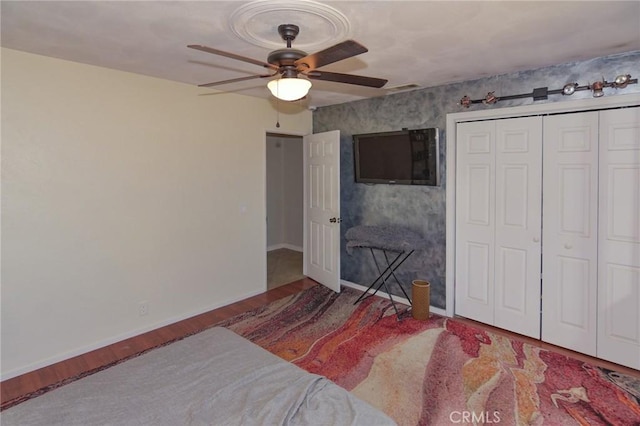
[445,92,640,318]
[264,129,307,290]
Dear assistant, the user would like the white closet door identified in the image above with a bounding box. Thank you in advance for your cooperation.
[597,107,640,369]
[455,121,496,325]
[456,117,541,337]
[494,117,542,338]
[542,112,599,356]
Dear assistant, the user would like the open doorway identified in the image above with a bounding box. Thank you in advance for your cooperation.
[266,132,304,290]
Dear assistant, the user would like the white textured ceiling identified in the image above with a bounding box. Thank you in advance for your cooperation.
[2,1,639,108]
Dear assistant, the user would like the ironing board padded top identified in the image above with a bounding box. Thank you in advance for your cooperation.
[345,225,427,253]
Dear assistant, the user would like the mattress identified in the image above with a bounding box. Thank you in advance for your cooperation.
[1,326,395,425]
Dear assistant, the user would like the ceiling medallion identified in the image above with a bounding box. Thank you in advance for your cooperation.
[229,0,352,51]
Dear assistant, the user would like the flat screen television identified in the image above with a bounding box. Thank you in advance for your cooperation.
[353,128,439,186]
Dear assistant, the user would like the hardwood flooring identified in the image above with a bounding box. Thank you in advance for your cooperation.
[0,278,317,409]
[2,277,637,409]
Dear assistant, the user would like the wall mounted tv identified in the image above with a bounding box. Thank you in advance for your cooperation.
[353,128,439,186]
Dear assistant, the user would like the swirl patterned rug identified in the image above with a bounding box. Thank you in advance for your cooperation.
[220,284,640,426]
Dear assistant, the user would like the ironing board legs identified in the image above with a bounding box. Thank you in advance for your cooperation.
[353,249,414,319]
[382,250,413,303]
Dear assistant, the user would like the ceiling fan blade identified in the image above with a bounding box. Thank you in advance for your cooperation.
[295,40,368,70]
[198,73,275,88]
[306,70,388,88]
[188,45,278,70]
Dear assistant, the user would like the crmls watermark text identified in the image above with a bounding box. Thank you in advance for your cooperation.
[449,411,502,424]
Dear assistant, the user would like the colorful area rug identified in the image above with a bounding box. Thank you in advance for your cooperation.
[220,285,640,426]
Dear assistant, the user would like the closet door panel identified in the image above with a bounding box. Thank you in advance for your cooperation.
[542,112,599,356]
[494,117,542,338]
[598,107,640,369]
[455,121,495,324]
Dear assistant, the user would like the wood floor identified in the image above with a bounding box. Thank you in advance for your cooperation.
[0,278,317,409]
[2,278,638,409]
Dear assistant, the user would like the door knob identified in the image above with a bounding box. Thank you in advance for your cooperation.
[564,243,573,249]
[533,237,540,243]
[329,217,341,223]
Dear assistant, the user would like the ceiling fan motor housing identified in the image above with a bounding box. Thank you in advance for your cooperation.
[268,49,308,67]
[278,24,300,47]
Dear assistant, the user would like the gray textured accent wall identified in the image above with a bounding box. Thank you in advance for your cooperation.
[313,51,640,309]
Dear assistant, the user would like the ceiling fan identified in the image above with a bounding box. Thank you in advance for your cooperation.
[188,24,388,101]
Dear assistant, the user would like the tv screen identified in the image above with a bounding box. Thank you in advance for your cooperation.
[353,128,439,186]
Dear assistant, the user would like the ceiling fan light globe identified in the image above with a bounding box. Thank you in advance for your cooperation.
[268,78,312,101]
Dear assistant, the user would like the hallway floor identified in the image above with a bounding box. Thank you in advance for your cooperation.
[267,248,304,290]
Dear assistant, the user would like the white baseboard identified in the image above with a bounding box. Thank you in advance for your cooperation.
[267,243,303,252]
[3,280,444,381]
[340,279,447,318]
[0,287,265,381]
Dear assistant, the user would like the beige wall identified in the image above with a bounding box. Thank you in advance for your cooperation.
[0,48,312,379]
[266,135,303,251]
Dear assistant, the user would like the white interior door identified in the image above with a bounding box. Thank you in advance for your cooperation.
[455,120,496,325]
[493,117,542,339]
[542,111,599,356]
[597,106,640,369]
[303,130,341,292]
[455,118,542,338]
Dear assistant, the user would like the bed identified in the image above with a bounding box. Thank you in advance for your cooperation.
[1,327,395,425]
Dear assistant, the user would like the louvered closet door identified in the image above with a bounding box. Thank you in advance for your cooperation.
[597,107,640,369]
[542,112,599,356]
[456,117,542,337]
